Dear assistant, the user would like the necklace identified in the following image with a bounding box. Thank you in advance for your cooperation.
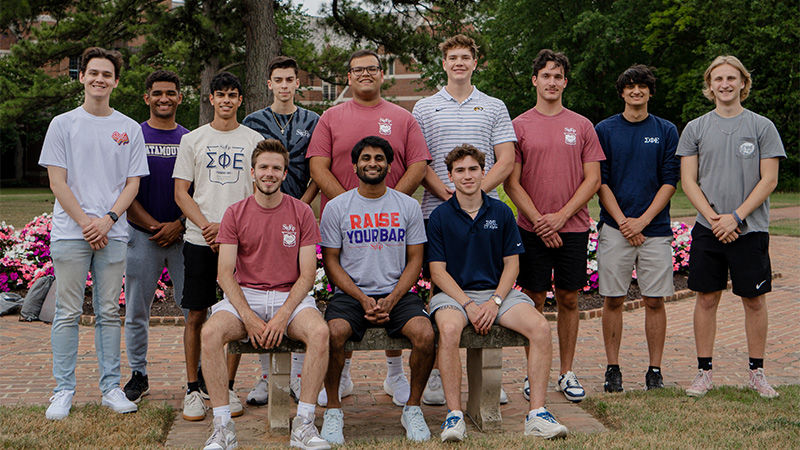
[270,109,296,135]
[713,114,742,136]
[464,204,482,215]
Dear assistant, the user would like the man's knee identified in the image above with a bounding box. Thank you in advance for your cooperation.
[643,296,664,310]
[327,319,351,349]
[604,296,625,309]
[186,309,207,329]
[555,290,578,310]
[436,318,463,347]
[742,295,767,312]
[404,317,435,348]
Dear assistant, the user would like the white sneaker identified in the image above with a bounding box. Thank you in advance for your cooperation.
[229,389,244,417]
[46,389,74,420]
[102,387,138,414]
[422,369,445,406]
[290,376,302,401]
[204,416,237,450]
[291,414,331,449]
[557,371,586,402]
[317,375,354,407]
[182,390,207,421]
[440,411,466,442]
[383,373,411,406]
[524,408,568,439]
[247,376,268,406]
[500,386,509,404]
[523,376,531,401]
[401,405,431,441]
[320,408,345,445]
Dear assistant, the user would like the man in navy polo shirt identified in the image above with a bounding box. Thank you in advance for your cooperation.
[427,145,567,442]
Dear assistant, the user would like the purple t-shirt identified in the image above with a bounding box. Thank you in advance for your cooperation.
[131,122,190,232]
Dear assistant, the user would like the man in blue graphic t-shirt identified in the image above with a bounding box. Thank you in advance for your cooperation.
[594,65,679,393]
[318,136,434,444]
[123,70,190,403]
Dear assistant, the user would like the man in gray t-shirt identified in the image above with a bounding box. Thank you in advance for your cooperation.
[677,55,785,400]
[318,136,434,444]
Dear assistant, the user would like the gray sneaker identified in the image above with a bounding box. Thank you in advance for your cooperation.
[422,369,445,406]
[203,416,237,450]
[290,414,331,449]
[320,408,345,445]
[524,408,568,439]
[401,405,431,441]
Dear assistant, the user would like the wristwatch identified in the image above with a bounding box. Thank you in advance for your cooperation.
[106,211,119,223]
[490,294,503,306]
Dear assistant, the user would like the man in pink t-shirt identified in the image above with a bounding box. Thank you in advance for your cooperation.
[200,140,330,450]
[307,49,431,406]
[504,49,604,404]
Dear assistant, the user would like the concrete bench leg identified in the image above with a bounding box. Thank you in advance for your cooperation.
[465,347,502,431]
[268,353,292,435]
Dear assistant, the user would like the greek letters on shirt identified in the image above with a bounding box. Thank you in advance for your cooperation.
[345,212,406,248]
[205,144,246,185]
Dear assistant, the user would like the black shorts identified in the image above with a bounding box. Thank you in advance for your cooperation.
[517,227,589,292]
[688,224,771,298]
[181,242,220,311]
[324,292,431,341]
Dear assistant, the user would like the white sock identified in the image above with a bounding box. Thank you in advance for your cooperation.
[213,406,231,426]
[530,407,546,416]
[291,353,305,378]
[259,354,270,377]
[297,401,316,420]
[449,410,464,419]
[386,356,403,377]
[342,358,352,379]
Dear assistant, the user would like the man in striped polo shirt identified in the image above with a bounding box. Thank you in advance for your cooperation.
[412,34,517,405]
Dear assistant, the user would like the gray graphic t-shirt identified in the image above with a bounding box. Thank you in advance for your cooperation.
[677,109,785,233]
[320,188,426,295]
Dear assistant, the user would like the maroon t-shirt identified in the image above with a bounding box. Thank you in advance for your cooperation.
[217,195,321,291]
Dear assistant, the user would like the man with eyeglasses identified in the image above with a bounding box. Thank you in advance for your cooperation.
[308,49,431,408]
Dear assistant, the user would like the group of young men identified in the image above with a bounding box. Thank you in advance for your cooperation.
[39,33,785,449]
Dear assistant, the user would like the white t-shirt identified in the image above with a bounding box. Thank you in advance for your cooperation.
[38,107,149,242]
[172,123,263,246]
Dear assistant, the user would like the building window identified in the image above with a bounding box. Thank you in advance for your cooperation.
[383,58,395,76]
[68,56,80,80]
[322,82,337,101]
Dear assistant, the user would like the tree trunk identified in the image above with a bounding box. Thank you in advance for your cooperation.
[242,0,281,115]
[198,54,219,126]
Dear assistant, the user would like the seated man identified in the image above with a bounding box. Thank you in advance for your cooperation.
[200,140,330,450]
[427,145,568,441]
[319,136,435,444]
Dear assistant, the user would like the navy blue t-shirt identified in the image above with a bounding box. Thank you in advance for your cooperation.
[595,114,679,237]
[130,122,190,232]
[427,192,523,291]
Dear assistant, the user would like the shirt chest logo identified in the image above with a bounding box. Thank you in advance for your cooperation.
[379,118,392,135]
[739,142,755,157]
[644,137,660,144]
[296,129,310,138]
[484,219,498,230]
[473,106,484,112]
[564,127,577,146]
[206,145,246,185]
[111,131,129,146]
[282,224,297,247]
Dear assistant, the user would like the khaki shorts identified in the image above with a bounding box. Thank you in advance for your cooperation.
[430,289,534,322]
[211,287,319,341]
[597,225,674,298]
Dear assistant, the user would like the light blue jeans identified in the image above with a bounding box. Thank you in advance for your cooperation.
[50,239,126,394]
[124,228,187,375]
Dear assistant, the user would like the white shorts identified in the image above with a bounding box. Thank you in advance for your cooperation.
[597,225,674,298]
[211,287,319,340]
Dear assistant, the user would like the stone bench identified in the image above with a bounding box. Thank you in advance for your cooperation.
[228,325,529,434]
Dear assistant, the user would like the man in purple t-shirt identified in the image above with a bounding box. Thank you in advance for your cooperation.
[123,70,190,403]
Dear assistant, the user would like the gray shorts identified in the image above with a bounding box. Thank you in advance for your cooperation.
[430,289,534,322]
[597,225,674,298]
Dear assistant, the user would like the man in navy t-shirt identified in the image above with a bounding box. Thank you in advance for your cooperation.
[427,145,567,442]
[123,70,190,403]
[594,65,679,393]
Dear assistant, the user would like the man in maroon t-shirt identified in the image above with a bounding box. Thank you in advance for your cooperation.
[200,140,330,449]
[307,49,431,407]
[504,49,604,404]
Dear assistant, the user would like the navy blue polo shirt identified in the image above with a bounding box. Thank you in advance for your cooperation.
[427,192,523,291]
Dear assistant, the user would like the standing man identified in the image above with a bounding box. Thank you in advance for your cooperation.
[240,55,320,406]
[678,56,784,399]
[173,72,264,421]
[123,70,190,403]
[412,35,516,405]
[504,49,604,403]
[595,65,680,392]
[200,140,330,450]
[428,145,567,442]
[319,136,435,444]
[308,49,431,407]
[40,47,146,419]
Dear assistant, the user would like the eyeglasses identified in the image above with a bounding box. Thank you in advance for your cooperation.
[349,65,381,76]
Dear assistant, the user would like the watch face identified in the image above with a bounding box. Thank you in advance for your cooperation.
[493,296,502,305]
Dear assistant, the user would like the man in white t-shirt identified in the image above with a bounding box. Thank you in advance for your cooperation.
[39,47,148,420]
[173,72,263,422]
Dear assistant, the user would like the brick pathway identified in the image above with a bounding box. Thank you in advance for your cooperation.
[1,230,797,447]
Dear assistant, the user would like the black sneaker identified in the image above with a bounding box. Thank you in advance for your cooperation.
[645,368,664,390]
[604,366,623,393]
[197,367,210,400]
[123,371,150,403]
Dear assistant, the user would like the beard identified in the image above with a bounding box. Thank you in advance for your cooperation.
[356,166,388,185]
[255,178,282,196]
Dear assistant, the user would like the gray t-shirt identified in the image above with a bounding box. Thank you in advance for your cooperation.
[320,188,427,296]
[677,109,785,234]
